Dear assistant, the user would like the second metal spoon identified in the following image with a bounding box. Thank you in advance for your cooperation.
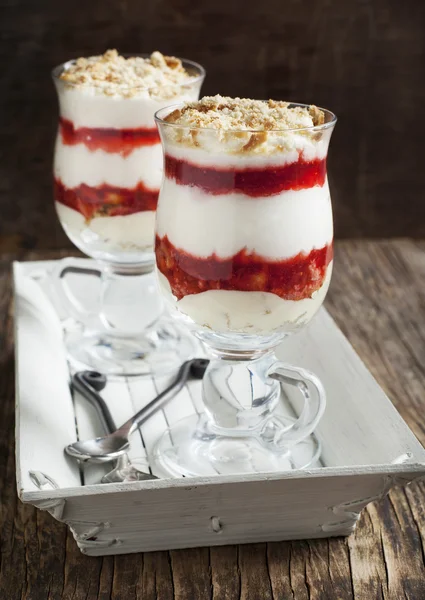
[72,370,156,482]
[66,358,209,463]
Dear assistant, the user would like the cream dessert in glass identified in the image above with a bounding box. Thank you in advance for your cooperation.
[154,96,336,476]
[51,51,205,375]
[53,49,205,266]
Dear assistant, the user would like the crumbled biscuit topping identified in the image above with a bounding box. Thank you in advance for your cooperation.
[161,96,330,155]
[59,49,194,97]
[165,95,325,131]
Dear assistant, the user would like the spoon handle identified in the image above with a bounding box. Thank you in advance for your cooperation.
[115,360,194,438]
[72,372,116,434]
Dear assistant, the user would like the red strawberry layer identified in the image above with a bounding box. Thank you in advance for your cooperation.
[164,154,326,197]
[59,118,160,157]
[156,235,333,301]
[54,178,158,221]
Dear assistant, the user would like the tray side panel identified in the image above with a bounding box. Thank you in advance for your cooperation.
[14,263,81,494]
[278,309,425,467]
[59,470,424,556]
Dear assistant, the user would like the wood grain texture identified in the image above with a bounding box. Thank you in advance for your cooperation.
[1,240,425,598]
[1,0,425,251]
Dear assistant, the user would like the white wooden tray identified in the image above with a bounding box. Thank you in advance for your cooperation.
[13,259,425,556]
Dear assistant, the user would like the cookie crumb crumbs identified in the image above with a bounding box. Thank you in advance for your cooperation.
[165,95,325,131]
[59,49,194,98]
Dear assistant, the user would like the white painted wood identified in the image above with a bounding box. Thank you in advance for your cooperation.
[13,262,81,493]
[276,312,425,467]
[64,472,397,553]
[14,259,425,556]
[21,466,425,555]
[126,376,163,476]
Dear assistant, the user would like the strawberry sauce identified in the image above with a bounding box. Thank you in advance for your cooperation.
[164,154,326,197]
[156,235,333,301]
[54,179,158,221]
[59,118,160,157]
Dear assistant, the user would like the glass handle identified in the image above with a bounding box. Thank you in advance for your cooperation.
[265,362,326,447]
[50,257,164,335]
[50,257,102,328]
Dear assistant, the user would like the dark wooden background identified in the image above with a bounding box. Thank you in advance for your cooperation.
[1,0,425,252]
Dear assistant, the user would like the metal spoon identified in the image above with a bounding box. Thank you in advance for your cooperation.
[66,358,209,463]
[72,370,157,482]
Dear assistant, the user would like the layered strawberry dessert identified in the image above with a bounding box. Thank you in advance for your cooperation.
[155,96,334,334]
[53,50,204,265]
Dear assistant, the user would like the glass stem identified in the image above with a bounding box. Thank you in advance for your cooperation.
[99,267,163,337]
[202,352,280,433]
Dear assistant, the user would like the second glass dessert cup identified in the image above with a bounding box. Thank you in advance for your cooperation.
[51,54,205,376]
[153,101,337,475]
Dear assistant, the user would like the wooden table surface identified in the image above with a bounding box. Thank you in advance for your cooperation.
[1,239,425,599]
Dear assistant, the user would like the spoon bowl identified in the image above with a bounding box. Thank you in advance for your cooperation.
[66,434,129,463]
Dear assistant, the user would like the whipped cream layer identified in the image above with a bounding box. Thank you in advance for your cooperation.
[54,137,163,189]
[158,265,332,334]
[58,87,199,129]
[156,178,332,259]
[163,129,329,168]
[56,203,155,252]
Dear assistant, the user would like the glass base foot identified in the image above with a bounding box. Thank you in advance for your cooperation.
[152,414,321,477]
[65,319,197,377]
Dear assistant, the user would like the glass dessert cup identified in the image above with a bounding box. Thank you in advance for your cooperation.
[153,101,336,476]
[51,55,205,376]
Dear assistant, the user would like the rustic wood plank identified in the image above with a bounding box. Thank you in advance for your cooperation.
[267,542,296,599]
[138,551,174,600]
[238,543,273,600]
[209,546,240,600]
[2,241,425,598]
[169,548,212,600]
[110,554,143,600]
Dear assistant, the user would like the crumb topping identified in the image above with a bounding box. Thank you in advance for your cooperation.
[165,95,325,131]
[59,49,194,98]
[161,96,330,156]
